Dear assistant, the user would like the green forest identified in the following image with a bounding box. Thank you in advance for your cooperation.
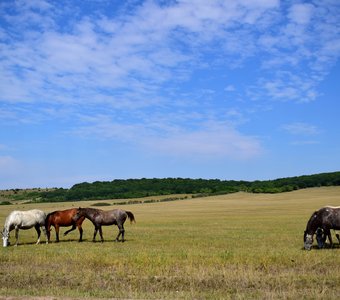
[2,171,340,204]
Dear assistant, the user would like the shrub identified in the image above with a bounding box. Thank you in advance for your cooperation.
[91,202,111,207]
[0,201,12,205]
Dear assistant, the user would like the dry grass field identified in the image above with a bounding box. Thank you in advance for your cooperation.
[0,187,340,299]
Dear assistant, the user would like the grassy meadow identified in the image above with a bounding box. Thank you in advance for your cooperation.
[0,187,340,299]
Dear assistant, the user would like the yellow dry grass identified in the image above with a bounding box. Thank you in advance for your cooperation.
[0,187,340,299]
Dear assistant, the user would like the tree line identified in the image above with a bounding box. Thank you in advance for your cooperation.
[34,171,340,203]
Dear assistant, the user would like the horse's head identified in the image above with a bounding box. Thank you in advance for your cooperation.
[72,207,83,222]
[304,231,313,250]
[315,228,325,249]
[1,228,9,247]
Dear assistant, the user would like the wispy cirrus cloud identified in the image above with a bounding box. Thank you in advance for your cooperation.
[73,115,262,159]
[281,122,321,136]
[281,122,322,146]
[144,124,262,160]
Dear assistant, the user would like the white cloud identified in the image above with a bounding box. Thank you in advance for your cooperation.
[281,122,320,136]
[146,125,262,160]
[289,3,315,25]
[0,0,339,165]
[225,85,236,92]
[1,0,338,110]
[249,71,320,103]
[71,111,262,160]
[291,140,319,146]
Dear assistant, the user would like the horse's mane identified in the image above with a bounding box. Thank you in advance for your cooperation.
[46,211,58,220]
[81,207,103,214]
[306,210,319,229]
[322,206,340,209]
[85,207,102,212]
[309,210,318,219]
[4,211,20,228]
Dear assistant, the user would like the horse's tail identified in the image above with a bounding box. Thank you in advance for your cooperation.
[125,211,136,224]
[45,212,54,232]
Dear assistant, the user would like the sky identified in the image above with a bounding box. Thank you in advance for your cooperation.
[0,0,340,189]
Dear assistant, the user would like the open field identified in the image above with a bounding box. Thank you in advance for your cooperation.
[1,187,340,299]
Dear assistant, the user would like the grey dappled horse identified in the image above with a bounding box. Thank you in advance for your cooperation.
[304,206,340,250]
[1,209,48,247]
[74,207,135,242]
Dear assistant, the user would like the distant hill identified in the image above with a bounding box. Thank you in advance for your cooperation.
[2,171,339,204]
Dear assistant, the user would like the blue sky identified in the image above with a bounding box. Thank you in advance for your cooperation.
[0,0,339,189]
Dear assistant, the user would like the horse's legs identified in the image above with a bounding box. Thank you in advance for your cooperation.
[46,223,51,242]
[99,226,104,243]
[93,227,98,242]
[115,224,125,242]
[325,229,333,247]
[336,232,340,244]
[64,224,77,236]
[35,224,41,244]
[41,225,48,244]
[55,225,60,242]
[14,227,19,246]
[77,225,83,242]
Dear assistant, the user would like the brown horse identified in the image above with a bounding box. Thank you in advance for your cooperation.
[73,207,135,242]
[45,208,85,242]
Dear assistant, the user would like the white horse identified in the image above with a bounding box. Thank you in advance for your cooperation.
[1,209,48,247]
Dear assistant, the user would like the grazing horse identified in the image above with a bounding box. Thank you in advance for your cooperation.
[74,207,135,242]
[1,209,47,247]
[304,206,340,250]
[45,208,85,242]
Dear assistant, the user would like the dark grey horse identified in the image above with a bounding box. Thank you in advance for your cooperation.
[315,228,326,249]
[74,207,135,242]
[304,206,340,250]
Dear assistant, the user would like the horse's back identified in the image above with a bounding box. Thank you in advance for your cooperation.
[47,208,84,226]
[317,206,340,228]
[25,209,46,224]
[6,209,46,228]
[98,209,126,225]
[111,209,127,219]
[318,206,340,216]
[111,209,135,223]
